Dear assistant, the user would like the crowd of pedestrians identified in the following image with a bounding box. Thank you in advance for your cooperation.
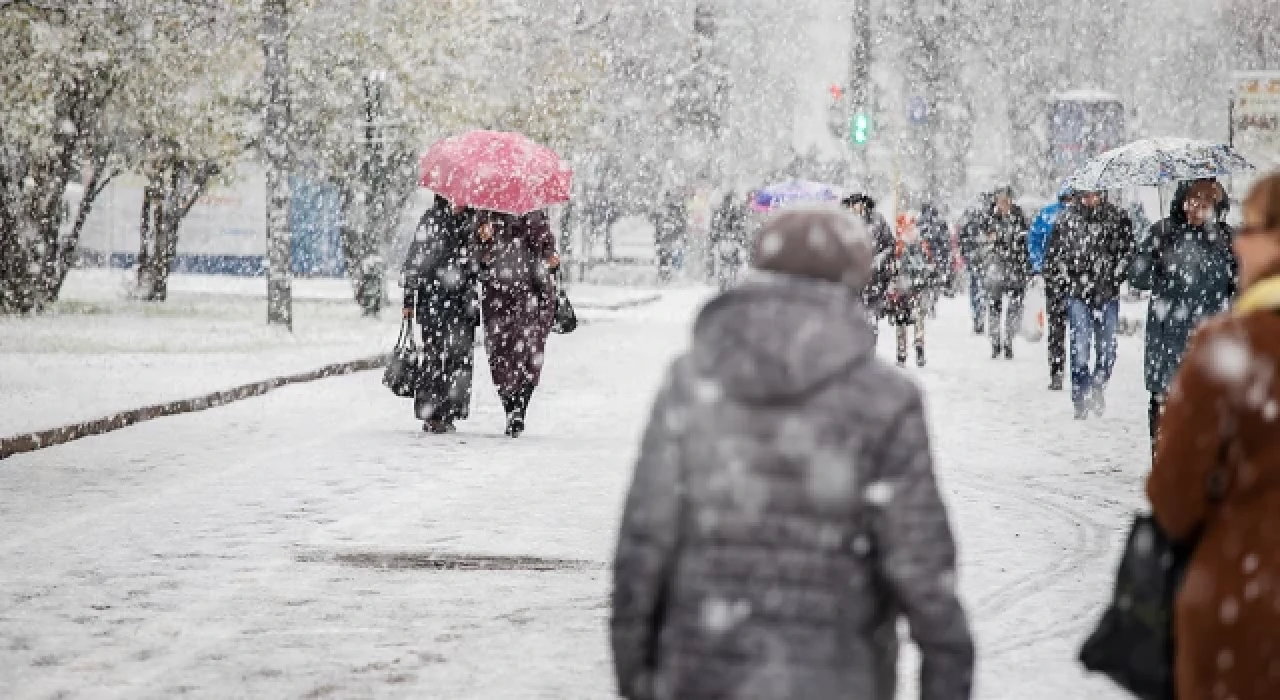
[610,173,1280,700]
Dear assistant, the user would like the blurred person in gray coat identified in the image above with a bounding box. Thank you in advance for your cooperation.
[610,205,974,700]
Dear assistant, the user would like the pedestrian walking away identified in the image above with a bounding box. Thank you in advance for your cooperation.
[1043,190,1134,419]
[610,204,974,700]
[982,186,1031,358]
[958,192,994,335]
[1146,172,1280,700]
[401,195,481,434]
[1129,178,1237,442]
[476,209,561,438]
[1030,187,1074,390]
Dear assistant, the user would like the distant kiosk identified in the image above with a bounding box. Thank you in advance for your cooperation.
[1048,90,1126,186]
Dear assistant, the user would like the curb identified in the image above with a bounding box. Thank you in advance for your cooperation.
[0,355,387,461]
[574,294,662,312]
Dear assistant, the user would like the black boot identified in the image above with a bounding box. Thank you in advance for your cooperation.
[916,345,926,367]
[1049,373,1064,391]
[991,344,1001,359]
[505,386,534,438]
[1003,343,1014,360]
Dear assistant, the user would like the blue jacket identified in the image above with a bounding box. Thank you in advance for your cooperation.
[1027,202,1061,273]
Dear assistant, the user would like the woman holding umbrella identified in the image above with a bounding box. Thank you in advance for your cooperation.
[477,211,561,438]
[418,130,573,437]
[1130,178,1237,441]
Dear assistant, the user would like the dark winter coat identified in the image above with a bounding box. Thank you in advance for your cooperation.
[710,195,748,246]
[1147,266,1280,700]
[860,211,897,313]
[918,205,952,281]
[957,197,992,280]
[656,193,688,248]
[981,205,1031,292]
[611,272,974,700]
[477,210,558,399]
[1042,200,1134,307]
[1129,183,1238,395]
[402,198,480,326]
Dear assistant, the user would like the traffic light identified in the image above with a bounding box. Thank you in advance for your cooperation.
[850,110,871,146]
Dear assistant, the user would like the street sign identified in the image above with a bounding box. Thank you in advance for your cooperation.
[907,96,929,125]
[1232,71,1280,165]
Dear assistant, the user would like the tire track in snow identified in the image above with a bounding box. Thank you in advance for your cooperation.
[954,470,1120,659]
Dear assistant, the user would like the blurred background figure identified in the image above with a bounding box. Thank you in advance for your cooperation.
[611,205,973,700]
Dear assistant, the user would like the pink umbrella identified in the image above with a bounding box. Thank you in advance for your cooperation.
[419,130,573,215]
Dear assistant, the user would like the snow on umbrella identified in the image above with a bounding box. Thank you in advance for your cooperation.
[752,180,842,213]
[1065,138,1255,192]
[419,130,573,215]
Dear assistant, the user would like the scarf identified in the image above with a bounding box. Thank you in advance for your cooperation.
[1235,274,1280,315]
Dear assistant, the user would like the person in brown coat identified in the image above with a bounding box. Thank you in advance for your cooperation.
[1147,172,1280,700]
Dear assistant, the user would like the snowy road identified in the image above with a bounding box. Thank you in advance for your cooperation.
[1,289,1150,699]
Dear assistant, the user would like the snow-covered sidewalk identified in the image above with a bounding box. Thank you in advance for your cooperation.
[0,288,1147,699]
[0,269,663,438]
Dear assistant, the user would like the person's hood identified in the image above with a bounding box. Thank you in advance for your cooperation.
[690,273,877,405]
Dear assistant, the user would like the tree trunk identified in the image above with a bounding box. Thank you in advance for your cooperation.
[0,67,112,314]
[263,0,293,329]
[135,160,218,302]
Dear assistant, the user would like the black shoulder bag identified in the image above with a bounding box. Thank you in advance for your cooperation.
[1079,426,1236,700]
[552,271,578,334]
[382,318,423,398]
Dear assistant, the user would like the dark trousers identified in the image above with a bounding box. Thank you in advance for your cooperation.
[968,272,987,326]
[1149,392,1166,446]
[1047,292,1067,378]
[988,285,1025,348]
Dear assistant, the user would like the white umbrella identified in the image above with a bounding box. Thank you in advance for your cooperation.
[1066,138,1255,192]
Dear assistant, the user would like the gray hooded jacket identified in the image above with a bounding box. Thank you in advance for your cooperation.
[610,273,973,700]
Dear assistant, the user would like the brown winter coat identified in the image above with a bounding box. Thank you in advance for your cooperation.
[1147,266,1280,700]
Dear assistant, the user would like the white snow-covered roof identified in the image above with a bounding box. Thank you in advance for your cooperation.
[1050,89,1122,103]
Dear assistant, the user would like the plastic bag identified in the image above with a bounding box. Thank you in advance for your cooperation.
[1020,276,1046,342]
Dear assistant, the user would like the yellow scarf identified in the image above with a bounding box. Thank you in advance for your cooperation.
[1235,275,1280,315]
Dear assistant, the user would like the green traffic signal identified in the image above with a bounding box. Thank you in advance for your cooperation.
[850,111,871,146]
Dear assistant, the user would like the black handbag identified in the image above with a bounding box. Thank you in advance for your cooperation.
[382,319,423,398]
[1078,514,1192,700]
[552,275,578,334]
[1080,438,1235,700]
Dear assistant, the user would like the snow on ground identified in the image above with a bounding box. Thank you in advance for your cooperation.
[0,285,1149,699]
[0,268,661,437]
